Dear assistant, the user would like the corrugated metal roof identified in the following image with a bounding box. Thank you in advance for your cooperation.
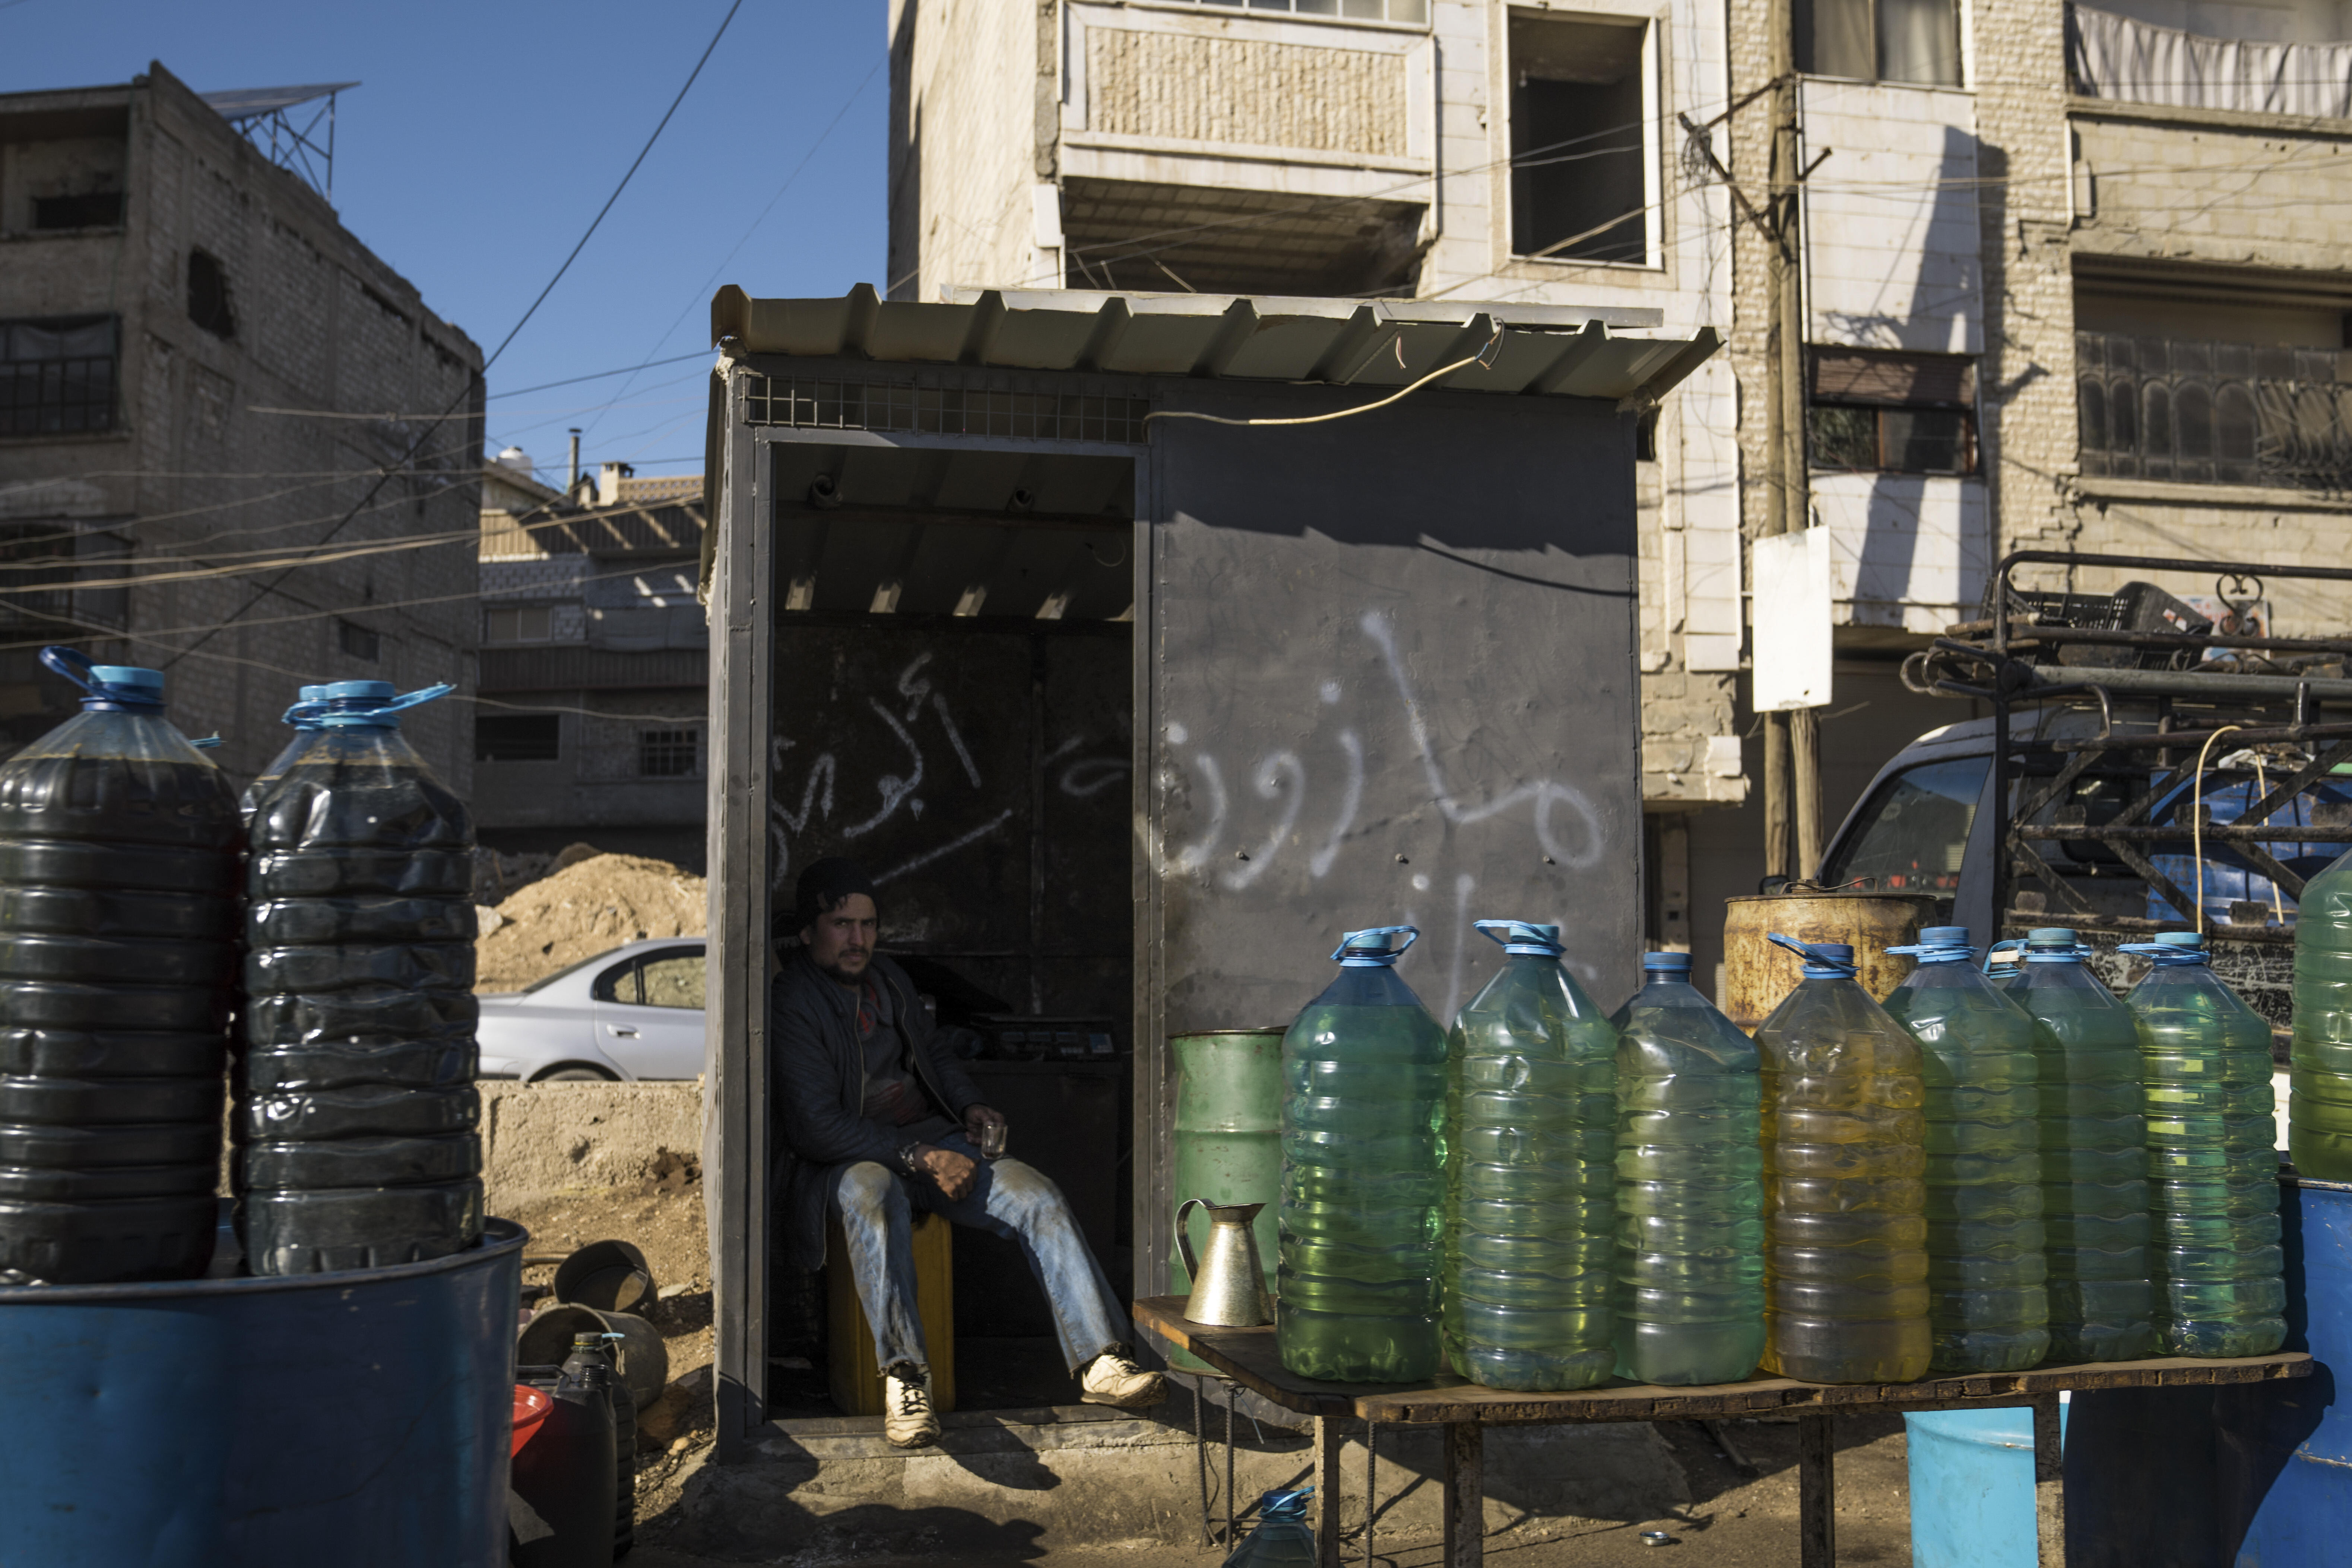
[711,284,1719,409]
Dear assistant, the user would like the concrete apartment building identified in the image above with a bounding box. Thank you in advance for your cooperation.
[888,0,2352,982]
[0,64,481,788]
[473,457,709,869]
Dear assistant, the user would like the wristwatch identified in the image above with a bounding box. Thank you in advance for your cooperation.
[897,1142,926,1176]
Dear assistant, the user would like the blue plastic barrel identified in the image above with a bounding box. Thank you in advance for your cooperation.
[2055,1175,2349,1566]
[0,1213,523,1564]
[1905,1404,2066,1567]
[2229,1177,2352,1563]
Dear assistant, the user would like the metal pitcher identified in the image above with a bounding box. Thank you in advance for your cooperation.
[1175,1198,1273,1327]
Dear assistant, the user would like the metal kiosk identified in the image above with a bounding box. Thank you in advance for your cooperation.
[698,285,1719,1457]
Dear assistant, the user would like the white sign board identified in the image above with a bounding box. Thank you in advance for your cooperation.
[1752,529,1832,712]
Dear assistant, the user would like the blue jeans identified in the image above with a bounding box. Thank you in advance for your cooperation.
[828,1132,1128,1377]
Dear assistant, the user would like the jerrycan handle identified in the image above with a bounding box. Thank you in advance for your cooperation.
[1767,932,1858,978]
[1175,1197,1205,1281]
[1331,925,1418,965]
[40,646,165,711]
[1474,920,1564,957]
[314,683,453,727]
[1982,938,2026,975]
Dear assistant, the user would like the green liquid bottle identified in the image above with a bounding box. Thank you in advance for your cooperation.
[1882,927,2050,1374]
[1442,920,1619,1391]
[2007,928,2158,1363]
[2121,931,2285,1357]
[1753,935,1933,1384]
[1609,950,1764,1386]
[2290,848,2352,1179]
[1276,925,1448,1382]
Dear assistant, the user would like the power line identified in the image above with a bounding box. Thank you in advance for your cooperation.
[575,53,885,445]
[157,0,745,671]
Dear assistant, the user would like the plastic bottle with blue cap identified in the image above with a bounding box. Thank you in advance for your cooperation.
[237,678,482,1275]
[2288,847,2352,1179]
[1751,933,1933,1383]
[2118,931,2285,1357]
[0,647,241,1282]
[1218,1488,1317,1568]
[2005,927,2158,1363]
[1607,950,1764,1385]
[1440,920,1619,1390]
[1276,926,1448,1382]
[238,684,326,824]
[1880,926,2051,1374]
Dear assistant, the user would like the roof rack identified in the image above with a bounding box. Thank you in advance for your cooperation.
[1912,550,2352,953]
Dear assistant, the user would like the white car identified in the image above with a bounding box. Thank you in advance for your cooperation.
[476,938,708,1082]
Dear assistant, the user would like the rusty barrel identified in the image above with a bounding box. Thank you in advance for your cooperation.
[1722,890,1941,1032]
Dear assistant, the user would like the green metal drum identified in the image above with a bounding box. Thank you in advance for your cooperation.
[1169,1029,1283,1371]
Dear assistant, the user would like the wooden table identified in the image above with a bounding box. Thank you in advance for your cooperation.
[1135,1297,2311,1568]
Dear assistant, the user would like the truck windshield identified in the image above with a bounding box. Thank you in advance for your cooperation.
[1821,756,1989,894]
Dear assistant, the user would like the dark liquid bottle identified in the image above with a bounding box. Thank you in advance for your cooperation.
[0,649,240,1283]
[514,1336,619,1568]
[236,680,483,1274]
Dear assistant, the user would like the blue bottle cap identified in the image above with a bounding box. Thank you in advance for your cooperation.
[1643,952,1693,972]
[91,665,163,693]
[1919,925,1970,944]
[2027,927,2080,944]
[2156,931,2205,948]
[321,680,396,701]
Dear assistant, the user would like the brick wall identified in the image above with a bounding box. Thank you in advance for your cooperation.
[0,69,487,792]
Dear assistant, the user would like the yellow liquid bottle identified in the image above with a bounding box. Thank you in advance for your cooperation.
[1752,934,1933,1384]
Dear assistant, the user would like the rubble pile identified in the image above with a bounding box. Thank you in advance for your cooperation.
[474,850,707,993]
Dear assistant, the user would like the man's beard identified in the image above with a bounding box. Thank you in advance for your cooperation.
[812,949,870,985]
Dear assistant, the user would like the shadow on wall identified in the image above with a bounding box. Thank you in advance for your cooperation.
[1812,121,1990,627]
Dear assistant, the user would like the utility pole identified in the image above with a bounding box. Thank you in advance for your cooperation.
[1760,0,1822,881]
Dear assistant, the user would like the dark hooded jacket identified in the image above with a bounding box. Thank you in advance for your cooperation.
[769,943,985,1273]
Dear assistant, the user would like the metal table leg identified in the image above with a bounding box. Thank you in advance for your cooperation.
[1441,1423,1483,1568]
[1799,1412,1836,1568]
[2032,1393,2066,1567]
[1313,1415,1343,1568]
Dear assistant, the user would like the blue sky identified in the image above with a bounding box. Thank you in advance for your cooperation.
[0,0,888,478]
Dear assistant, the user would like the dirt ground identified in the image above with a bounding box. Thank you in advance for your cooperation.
[508,1178,1915,1568]
[475,850,706,994]
[615,1414,1915,1567]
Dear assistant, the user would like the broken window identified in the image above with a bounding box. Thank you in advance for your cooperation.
[1800,0,1962,86]
[1808,348,1979,475]
[31,191,123,230]
[1510,13,1652,265]
[0,315,117,436]
[188,250,235,340]
[476,714,561,762]
[336,618,380,663]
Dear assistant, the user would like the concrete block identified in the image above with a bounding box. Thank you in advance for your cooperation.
[481,1079,704,1204]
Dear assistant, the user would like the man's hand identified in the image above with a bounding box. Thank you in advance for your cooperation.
[964,1104,1007,1150]
[917,1144,978,1202]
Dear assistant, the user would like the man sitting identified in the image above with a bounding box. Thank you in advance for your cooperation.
[768,856,1166,1447]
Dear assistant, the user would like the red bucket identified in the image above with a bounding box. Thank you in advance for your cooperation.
[511,1385,552,1457]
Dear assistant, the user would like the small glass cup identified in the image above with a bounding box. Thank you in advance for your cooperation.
[978,1121,1007,1161]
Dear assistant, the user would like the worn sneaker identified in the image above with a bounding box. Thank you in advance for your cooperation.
[1078,1347,1168,1407]
[882,1363,940,1448]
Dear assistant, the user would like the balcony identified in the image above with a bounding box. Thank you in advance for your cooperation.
[2076,331,2352,489]
[2068,2,2352,119]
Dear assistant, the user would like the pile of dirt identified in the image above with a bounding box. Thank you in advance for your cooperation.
[475,850,707,993]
